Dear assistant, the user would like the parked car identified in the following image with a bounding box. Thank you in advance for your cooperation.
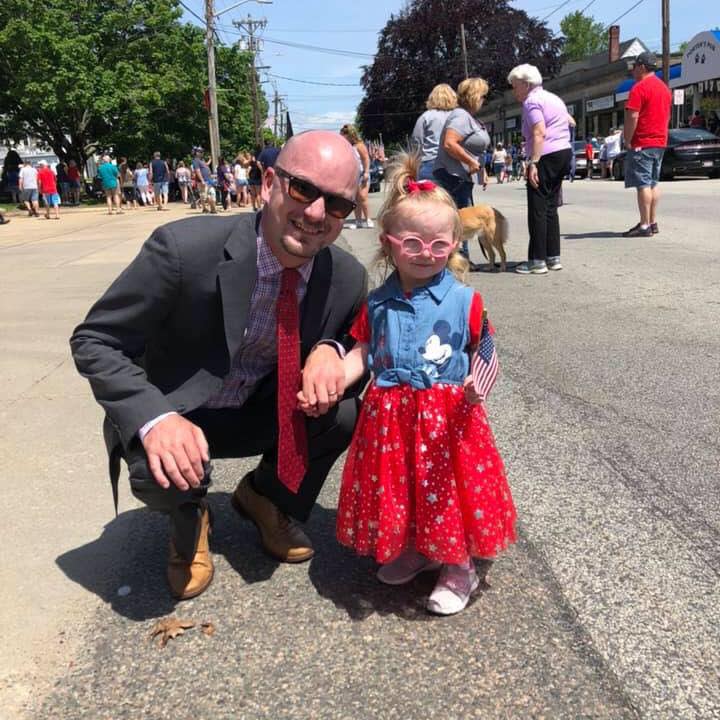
[612,128,720,181]
[369,158,384,192]
[572,139,600,178]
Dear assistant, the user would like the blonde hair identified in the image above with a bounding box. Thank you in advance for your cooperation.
[457,77,489,115]
[340,123,361,144]
[374,151,468,282]
[426,83,458,111]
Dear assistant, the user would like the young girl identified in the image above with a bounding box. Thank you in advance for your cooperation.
[301,153,516,615]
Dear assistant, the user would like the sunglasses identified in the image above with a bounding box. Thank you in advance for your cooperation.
[384,233,455,258]
[274,166,356,219]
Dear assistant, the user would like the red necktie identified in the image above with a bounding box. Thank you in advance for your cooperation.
[276,268,308,493]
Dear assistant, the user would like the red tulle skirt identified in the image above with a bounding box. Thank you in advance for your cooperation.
[337,383,517,565]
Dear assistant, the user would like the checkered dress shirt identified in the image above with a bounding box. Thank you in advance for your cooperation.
[204,234,314,408]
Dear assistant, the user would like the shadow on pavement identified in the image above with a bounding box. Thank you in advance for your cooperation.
[562,230,622,239]
[469,261,522,273]
[306,504,492,622]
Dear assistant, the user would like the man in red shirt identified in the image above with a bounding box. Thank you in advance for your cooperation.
[622,51,672,237]
[36,160,61,220]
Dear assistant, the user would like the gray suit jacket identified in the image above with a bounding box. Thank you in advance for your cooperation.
[70,212,368,458]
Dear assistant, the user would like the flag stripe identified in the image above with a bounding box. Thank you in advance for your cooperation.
[471,318,499,401]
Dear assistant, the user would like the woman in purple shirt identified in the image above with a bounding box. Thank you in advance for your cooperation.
[508,64,572,275]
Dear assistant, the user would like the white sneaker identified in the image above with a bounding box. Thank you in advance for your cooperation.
[364,218,375,228]
[426,563,479,615]
[344,221,357,230]
[377,549,442,585]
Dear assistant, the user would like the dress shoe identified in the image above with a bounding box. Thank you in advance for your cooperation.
[232,474,314,562]
[167,505,214,600]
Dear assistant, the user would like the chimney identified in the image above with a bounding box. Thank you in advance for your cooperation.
[608,25,620,63]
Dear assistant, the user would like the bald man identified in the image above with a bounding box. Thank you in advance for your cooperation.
[71,131,367,600]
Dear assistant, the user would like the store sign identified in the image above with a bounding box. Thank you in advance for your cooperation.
[586,95,614,113]
[566,104,576,116]
[681,31,720,85]
[505,117,517,129]
[673,89,685,105]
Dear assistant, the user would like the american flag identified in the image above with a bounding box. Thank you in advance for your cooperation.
[471,314,499,401]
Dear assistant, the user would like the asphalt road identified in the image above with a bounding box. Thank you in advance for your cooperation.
[1,177,719,719]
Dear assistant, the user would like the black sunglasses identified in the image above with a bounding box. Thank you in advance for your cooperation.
[274,166,356,219]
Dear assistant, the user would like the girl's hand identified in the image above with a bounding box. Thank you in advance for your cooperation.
[463,375,483,405]
[297,390,320,417]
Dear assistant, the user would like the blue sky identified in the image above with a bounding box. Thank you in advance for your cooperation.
[181,0,715,135]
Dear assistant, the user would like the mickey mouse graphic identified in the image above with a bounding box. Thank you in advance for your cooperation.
[419,320,455,379]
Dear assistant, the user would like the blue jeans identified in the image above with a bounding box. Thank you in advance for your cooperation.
[624,148,665,188]
[433,167,474,256]
[418,160,435,181]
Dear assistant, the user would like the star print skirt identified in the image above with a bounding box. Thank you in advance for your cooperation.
[337,383,517,565]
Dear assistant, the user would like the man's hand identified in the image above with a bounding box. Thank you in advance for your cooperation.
[463,375,484,405]
[301,344,345,416]
[527,163,539,189]
[142,414,209,491]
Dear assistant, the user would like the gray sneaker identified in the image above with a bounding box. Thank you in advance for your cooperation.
[547,259,563,271]
[377,549,442,585]
[515,261,548,275]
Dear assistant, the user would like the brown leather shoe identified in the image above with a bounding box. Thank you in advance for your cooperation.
[167,505,214,600]
[231,474,314,563]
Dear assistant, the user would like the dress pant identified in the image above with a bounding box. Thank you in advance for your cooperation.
[526,148,572,262]
[124,383,360,560]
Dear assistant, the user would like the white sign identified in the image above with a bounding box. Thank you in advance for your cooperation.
[505,117,517,129]
[681,31,720,85]
[673,88,685,105]
[586,95,615,113]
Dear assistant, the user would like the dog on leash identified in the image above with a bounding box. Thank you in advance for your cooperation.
[458,205,509,272]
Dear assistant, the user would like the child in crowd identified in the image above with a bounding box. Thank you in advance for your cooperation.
[299,153,516,615]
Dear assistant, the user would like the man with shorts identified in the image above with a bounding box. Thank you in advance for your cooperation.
[19,159,40,217]
[622,51,671,237]
[149,151,170,211]
[36,160,61,220]
[191,147,217,214]
[97,155,122,215]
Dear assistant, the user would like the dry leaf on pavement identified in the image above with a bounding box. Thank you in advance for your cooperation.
[201,622,215,636]
[149,617,195,648]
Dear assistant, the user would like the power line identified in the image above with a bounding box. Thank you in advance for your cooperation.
[177,0,205,25]
[541,0,576,22]
[579,0,599,12]
[603,0,648,29]
[266,72,360,87]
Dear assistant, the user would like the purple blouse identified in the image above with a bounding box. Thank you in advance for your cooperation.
[521,86,571,158]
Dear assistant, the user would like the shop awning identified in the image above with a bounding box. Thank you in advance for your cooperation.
[615,64,682,101]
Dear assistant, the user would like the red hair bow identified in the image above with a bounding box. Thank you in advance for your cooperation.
[406,179,436,193]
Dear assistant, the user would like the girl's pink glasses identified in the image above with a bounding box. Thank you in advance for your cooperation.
[383,233,455,258]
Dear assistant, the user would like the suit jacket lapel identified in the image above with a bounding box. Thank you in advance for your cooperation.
[218,213,258,361]
[300,248,332,359]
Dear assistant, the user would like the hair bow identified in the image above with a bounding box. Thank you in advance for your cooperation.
[406,179,436,193]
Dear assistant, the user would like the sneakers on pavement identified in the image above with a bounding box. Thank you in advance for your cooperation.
[515,261,548,275]
[547,259,563,271]
[377,549,442,585]
[622,223,652,237]
[426,563,480,615]
[650,222,659,234]
[344,221,357,230]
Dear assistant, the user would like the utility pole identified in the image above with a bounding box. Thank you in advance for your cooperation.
[205,0,221,170]
[661,0,670,87]
[234,15,268,150]
[460,23,469,79]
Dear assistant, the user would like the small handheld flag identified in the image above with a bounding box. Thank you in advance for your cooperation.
[471,311,499,401]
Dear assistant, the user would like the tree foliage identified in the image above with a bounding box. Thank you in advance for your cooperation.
[357,0,562,143]
[559,11,606,62]
[0,0,266,165]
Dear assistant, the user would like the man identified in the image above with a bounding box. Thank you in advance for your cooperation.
[148,151,170,211]
[70,131,366,601]
[97,155,122,215]
[191,146,216,214]
[36,160,61,220]
[258,139,280,172]
[622,51,671,237]
[19,159,40,217]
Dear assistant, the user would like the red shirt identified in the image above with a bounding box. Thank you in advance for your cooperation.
[37,167,58,195]
[67,166,80,181]
[585,143,594,160]
[626,74,671,148]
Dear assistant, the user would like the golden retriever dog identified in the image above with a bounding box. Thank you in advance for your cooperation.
[458,205,508,272]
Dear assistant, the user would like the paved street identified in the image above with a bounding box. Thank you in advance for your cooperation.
[1,178,719,719]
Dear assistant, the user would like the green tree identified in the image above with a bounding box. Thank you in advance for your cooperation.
[0,0,264,166]
[559,11,606,61]
[357,0,562,143]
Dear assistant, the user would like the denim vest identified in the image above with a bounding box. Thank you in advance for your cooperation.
[368,269,473,389]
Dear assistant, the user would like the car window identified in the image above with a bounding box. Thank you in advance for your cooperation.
[669,128,717,144]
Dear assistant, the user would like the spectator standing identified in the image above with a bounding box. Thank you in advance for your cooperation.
[622,52,672,237]
[97,155,122,214]
[134,162,150,206]
[36,160,61,220]
[56,161,69,204]
[257,139,280,171]
[233,154,249,207]
[19,159,40,217]
[121,163,137,209]
[603,127,623,178]
[504,151,514,181]
[411,83,458,181]
[149,151,170,211]
[67,160,81,206]
[433,77,491,258]
[492,143,507,182]
[689,110,706,129]
[340,124,373,229]
[217,156,235,211]
[1,149,22,206]
[584,138,595,179]
[176,161,192,204]
[247,154,262,211]
[191,147,217,214]
[508,63,572,274]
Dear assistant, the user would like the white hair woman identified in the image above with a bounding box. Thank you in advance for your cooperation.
[508,63,572,274]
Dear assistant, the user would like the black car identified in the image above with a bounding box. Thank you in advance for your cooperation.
[369,158,384,192]
[612,128,720,181]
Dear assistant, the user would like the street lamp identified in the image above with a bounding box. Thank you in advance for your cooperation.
[205,0,272,169]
